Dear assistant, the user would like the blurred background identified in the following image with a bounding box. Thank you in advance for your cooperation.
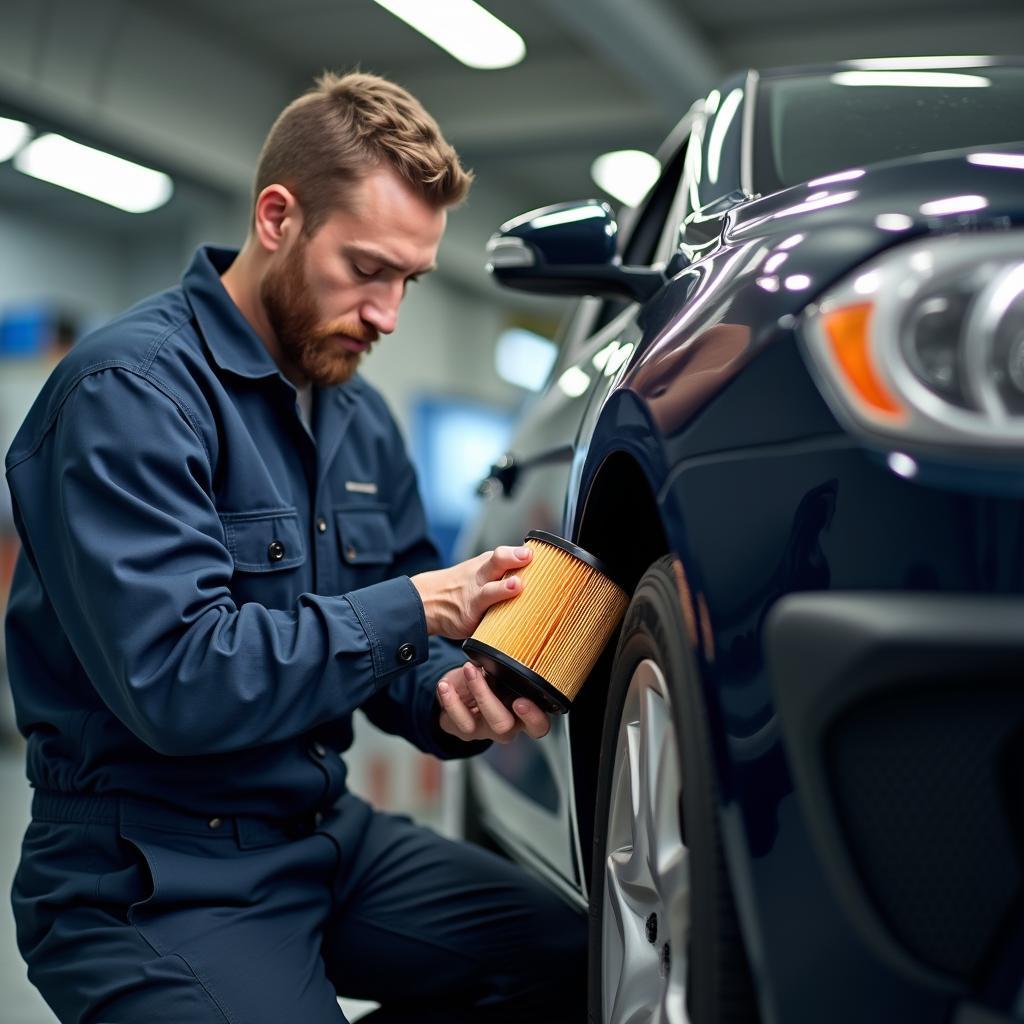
[1,1,1023,1019]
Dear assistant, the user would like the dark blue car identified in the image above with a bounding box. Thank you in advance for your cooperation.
[457,57,1024,1023]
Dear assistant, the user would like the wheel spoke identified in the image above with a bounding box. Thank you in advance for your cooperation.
[605,852,661,1024]
[652,707,682,864]
[639,687,666,886]
[608,847,653,920]
[658,844,690,929]
[607,941,661,1024]
[627,719,642,827]
[662,983,691,1024]
[602,658,692,1024]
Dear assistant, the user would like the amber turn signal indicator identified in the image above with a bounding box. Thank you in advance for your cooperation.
[821,302,907,421]
[463,531,630,714]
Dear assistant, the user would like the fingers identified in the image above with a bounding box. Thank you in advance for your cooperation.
[439,663,552,745]
[437,677,478,736]
[464,663,521,743]
[477,544,532,584]
[474,575,526,617]
[511,698,551,740]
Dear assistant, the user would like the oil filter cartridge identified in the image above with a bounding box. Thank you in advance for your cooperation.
[463,530,629,714]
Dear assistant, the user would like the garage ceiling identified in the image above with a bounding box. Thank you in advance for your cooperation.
[135,0,1024,201]
[1,0,1023,294]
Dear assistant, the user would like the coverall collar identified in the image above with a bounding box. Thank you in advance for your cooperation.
[182,245,362,469]
[183,245,289,383]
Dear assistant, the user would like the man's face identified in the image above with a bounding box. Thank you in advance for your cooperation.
[261,166,446,387]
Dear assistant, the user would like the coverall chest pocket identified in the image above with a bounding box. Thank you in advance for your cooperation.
[335,505,394,586]
[220,508,306,572]
[219,508,307,606]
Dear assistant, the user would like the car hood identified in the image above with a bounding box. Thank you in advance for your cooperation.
[614,141,1024,447]
[721,139,1024,309]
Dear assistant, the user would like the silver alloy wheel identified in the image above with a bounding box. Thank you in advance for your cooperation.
[602,657,690,1024]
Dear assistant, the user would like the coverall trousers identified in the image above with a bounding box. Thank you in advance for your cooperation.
[13,790,588,1023]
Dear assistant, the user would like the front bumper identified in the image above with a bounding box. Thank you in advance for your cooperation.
[766,592,1024,1014]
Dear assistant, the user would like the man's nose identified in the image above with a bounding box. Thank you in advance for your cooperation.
[361,283,402,335]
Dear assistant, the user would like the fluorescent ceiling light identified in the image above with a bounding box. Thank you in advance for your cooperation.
[968,152,1024,171]
[772,190,858,219]
[875,213,914,231]
[849,56,992,70]
[807,168,865,187]
[529,205,607,230]
[887,451,919,479]
[557,366,591,399]
[707,88,743,184]
[14,133,173,213]
[495,327,557,391]
[919,194,988,216]
[0,117,31,162]
[591,150,660,208]
[854,270,882,296]
[372,0,525,69]
[830,71,990,88]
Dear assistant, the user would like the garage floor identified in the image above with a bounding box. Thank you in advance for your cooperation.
[0,739,378,1022]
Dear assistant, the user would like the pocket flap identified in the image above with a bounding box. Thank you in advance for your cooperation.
[336,506,394,565]
[220,508,306,572]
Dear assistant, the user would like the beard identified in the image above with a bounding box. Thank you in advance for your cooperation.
[260,236,377,388]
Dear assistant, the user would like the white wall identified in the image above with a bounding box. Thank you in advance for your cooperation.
[360,271,526,438]
[0,206,125,327]
[0,202,532,429]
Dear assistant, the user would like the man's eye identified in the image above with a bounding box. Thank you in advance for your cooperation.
[353,264,377,279]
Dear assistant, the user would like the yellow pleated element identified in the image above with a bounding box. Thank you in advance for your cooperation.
[470,537,629,703]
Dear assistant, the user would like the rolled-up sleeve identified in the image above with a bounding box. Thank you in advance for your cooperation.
[6,368,427,757]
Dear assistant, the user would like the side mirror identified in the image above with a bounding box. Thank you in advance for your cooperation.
[486,200,663,303]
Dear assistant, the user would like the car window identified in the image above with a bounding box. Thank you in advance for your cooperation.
[755,66,1024,192]
[693,80,747,211]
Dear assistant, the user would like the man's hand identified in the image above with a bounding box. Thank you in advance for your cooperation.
[411,545,532,639]
[437,662,551,744]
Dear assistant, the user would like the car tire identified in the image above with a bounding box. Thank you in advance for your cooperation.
[588,555,758,1024]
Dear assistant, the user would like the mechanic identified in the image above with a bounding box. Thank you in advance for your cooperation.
[5,72,586,1023]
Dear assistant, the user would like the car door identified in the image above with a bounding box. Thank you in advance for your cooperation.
[459,121,696,898]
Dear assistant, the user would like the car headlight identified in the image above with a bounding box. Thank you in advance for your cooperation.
[801,232,1024,450]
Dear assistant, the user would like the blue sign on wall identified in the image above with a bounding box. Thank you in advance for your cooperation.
[411,396,515,564]
[0,304,50,357]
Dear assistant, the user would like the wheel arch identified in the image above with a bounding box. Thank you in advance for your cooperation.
[569,446,672,891]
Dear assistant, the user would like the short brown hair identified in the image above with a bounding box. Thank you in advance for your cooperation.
[254,70,473,235]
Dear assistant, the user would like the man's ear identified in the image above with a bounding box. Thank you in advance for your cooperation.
[253,185,302,253]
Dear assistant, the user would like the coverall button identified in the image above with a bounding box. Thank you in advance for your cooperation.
[317,517,328,533]
[268,539,286,562]
[207,817,223,830]
[314,811,324,826]
[397,642,416,663]
[311,742,327,758]
[345,544,358,560]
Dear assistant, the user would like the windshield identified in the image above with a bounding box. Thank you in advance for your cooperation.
[754,66,1024,192]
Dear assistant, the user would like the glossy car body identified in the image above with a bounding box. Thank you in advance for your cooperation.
[458,58,1024,1023]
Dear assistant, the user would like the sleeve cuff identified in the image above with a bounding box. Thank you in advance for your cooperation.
[342,576,428,681]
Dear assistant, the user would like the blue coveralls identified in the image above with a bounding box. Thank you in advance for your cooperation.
[4,247,586,1023]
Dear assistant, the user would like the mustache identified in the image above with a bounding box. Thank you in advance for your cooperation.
[313,319,378,345]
